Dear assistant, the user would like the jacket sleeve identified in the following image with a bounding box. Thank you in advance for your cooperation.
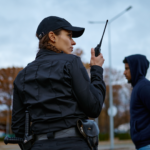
[11,82,25,137]
[70,57,106,118]
[139,85,150,111]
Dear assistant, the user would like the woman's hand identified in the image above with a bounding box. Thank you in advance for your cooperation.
[90,48,105,67]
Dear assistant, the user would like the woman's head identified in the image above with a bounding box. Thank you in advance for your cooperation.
[36,16,84,54]
[48,29,76,54]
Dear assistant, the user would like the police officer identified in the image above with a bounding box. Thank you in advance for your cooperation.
[11,16,106,150]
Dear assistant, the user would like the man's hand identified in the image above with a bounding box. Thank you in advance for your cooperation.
[90,48,105,67]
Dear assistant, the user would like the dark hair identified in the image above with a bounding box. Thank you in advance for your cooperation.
[123,58,128,63]
[36,28,62,53]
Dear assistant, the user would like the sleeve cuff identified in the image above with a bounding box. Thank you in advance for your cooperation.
[90,65,103,75]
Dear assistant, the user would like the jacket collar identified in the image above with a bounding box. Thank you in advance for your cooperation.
[36,49,63,59]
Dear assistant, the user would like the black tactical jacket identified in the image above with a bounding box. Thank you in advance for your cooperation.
[11,49,106,137]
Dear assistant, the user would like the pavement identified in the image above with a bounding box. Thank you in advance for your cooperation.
[98,139,135,150]
[0,140,135,150]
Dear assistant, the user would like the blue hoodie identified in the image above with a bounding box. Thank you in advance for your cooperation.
[125,54,150,149]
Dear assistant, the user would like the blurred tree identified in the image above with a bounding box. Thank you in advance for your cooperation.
[0,110,11,128]
[0,67,23,134]
[72,48,83,57]
[115,83,131,126]
[99,68,132,133]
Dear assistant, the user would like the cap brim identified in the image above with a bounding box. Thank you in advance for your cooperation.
[62,26,85,38]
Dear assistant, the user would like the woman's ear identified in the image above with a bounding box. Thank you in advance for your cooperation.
[48,31,56,43]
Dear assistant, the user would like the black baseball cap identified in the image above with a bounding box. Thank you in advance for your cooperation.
[36,16,85,39]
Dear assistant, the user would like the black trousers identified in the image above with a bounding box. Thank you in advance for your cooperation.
[31,137,91,150]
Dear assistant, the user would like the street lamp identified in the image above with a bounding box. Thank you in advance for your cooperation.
[89,6,132,149]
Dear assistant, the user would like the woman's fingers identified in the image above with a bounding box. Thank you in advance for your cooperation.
[90,48,105,67]
[91,48,95,57]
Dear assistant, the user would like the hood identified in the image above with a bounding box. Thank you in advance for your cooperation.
[125,54,149,86]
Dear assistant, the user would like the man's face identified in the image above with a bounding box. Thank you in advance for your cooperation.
[124,63,132,82]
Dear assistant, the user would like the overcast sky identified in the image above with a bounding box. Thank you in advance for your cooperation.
[0,0,150,73]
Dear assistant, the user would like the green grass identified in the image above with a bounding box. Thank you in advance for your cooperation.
[0,137,4,141]
[115,133,131,140]
[99,133,131,141]
[99,133,109,141]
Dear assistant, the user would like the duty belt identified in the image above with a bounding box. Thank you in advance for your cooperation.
[35,127,82,141]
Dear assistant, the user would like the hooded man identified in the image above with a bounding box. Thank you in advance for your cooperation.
[123,54,150,150]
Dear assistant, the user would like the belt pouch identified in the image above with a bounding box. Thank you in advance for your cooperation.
[77,119,99,150]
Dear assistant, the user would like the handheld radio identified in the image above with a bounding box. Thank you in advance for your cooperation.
[94,20,108,57]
